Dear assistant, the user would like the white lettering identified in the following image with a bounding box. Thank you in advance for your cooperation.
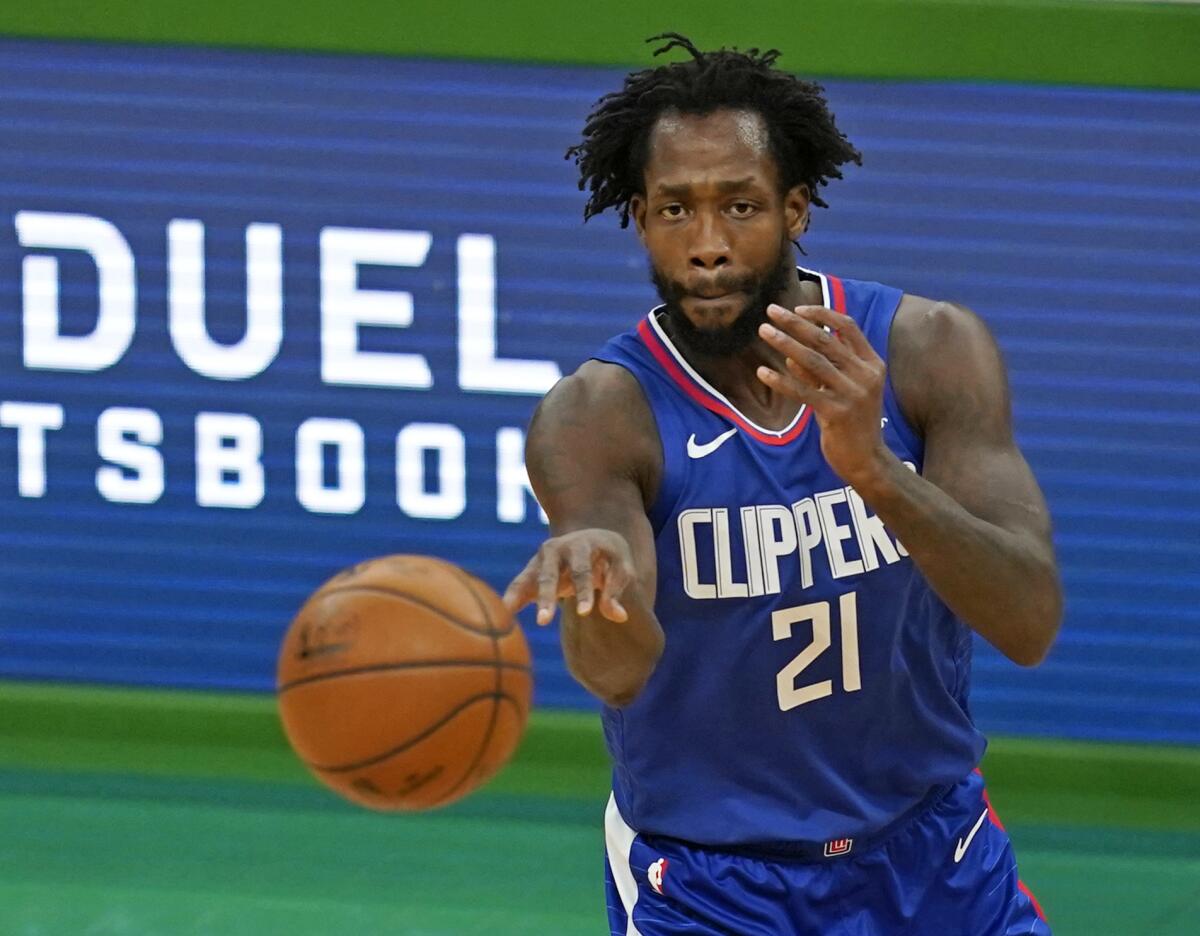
[757,504,798,595]
[295,417,365,515]
[16,211,136,371]
[167,219,283,380]
[678,509,716,599]
[840,592,862,693]
[495,426,548,524]
[456,234,561,394]
[740,505,765,597]
[195,412,265,508]
[319,226,433,388]
[816,488,864,579]
[773,601,833,710]
[96,407,163,504]
[713,507,748,598]
[396,423,465,519]
[791,498,822,590]
[0,401,64,497]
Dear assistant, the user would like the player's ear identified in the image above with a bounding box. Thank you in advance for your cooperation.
[630,194,648,243]
[784,184,810,240]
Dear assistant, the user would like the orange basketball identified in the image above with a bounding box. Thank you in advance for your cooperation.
[276,554,532,811]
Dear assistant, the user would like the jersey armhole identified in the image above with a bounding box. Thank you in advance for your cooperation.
[878,294,925,463]
[883,375,924,461]
[586,354,683,537]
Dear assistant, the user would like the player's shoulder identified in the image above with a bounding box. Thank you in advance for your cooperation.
[889,292,1001,374]
[530,359,659,457]
[889,293,1007,429]
[535,359,650,425]
[527,359,662,507]
[891,293,994,354]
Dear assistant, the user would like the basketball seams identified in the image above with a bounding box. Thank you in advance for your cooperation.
[315,584,505,637]
[280,555,531,810]
[440,564,505,806]
[449,565,519,637]
[307,690,527,775]
[277,659,532,694]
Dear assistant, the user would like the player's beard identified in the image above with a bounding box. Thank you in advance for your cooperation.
[651,242,795,358]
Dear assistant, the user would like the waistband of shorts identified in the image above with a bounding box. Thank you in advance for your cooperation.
[649,777,962,863]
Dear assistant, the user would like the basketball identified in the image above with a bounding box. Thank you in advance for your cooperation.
[276,554,533,811]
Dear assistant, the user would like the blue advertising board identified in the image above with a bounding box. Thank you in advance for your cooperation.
[1,39,1197,742]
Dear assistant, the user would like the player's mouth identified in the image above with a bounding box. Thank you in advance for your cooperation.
[684,291,743,312]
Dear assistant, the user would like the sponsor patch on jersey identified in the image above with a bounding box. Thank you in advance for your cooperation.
[823,838,853,857]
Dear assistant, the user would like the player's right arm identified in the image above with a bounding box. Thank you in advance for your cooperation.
[502,360,664,708]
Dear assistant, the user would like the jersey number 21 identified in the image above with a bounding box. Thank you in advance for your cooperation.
[773,592,861,711]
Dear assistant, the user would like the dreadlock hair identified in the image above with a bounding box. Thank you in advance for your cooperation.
[567,33,862,229]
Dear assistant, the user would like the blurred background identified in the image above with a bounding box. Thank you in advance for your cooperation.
[0,1,1197,933]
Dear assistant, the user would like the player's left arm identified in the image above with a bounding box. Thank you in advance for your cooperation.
[757,297,1061,666]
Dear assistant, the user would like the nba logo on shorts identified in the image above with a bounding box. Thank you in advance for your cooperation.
[647,857,669,894]
[824,838,853,857]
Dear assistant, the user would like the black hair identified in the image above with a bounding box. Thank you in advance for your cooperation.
[566,32,862,228]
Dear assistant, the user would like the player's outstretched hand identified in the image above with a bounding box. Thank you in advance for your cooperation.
[502,529,634,626]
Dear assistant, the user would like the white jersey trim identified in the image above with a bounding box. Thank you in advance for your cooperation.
[797,264,833,309]
[605,792,646,936]
[645,310,806,439]
[644,267,831,439]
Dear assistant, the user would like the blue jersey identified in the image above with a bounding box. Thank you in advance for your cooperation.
[604,770,1052,935]
[591,268,986,848]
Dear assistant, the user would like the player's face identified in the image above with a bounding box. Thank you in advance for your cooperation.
[631,109,809,357]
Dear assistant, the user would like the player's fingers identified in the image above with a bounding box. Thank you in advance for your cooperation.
[797,305,877,363]
[568,543,596,617]
[597,557,631,622]
[534,550,564,626]
[759,322,855,396]
[756,364,824,407]
[501,554,541,612]
[765,308,860,381]
[767,305,853,367]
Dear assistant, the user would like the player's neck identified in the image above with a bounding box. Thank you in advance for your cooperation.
[672,275,818,431]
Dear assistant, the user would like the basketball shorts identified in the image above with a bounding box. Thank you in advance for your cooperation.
[603,769,1050,935]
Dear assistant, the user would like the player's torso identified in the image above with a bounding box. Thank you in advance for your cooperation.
[592,270,984,848]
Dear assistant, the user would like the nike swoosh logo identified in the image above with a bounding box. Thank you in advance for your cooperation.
[687,427,738,459]
[954,809,990,863]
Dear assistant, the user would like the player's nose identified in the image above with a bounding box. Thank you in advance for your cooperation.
[688,214,730,270]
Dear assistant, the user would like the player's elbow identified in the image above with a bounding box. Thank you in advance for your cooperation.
[564,610,664,707]
[571,660,655,708]
[602,673,653,709]
[568,642,663,708]
[1008,637,1052,668]
[1009,586,1063,668]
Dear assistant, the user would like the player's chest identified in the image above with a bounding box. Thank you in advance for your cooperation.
[663,428,914,602]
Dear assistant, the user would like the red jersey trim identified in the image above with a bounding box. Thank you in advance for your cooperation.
[976,768,1047,924]
[636,317,812,445]
[635,271,848,446]
[828,274,847,314]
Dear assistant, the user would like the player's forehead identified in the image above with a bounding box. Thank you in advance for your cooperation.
[643,108,778,196]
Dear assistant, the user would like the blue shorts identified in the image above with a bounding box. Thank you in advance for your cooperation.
[604,769,1050,935]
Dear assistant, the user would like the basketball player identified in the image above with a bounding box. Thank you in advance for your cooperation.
[504,34,1060,935]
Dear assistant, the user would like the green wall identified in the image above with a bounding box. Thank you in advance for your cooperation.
[1,0,1198,89]
[4,680,1199,827]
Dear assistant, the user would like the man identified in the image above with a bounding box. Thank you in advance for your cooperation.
[503,34,1059,935]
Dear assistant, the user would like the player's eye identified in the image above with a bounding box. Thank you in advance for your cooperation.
[659,204,686,219]
[729,201,757,217]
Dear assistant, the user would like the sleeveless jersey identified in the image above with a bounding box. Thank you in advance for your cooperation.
[591,268,986,849]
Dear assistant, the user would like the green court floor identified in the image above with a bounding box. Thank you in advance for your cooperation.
[2,682,1198,935]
